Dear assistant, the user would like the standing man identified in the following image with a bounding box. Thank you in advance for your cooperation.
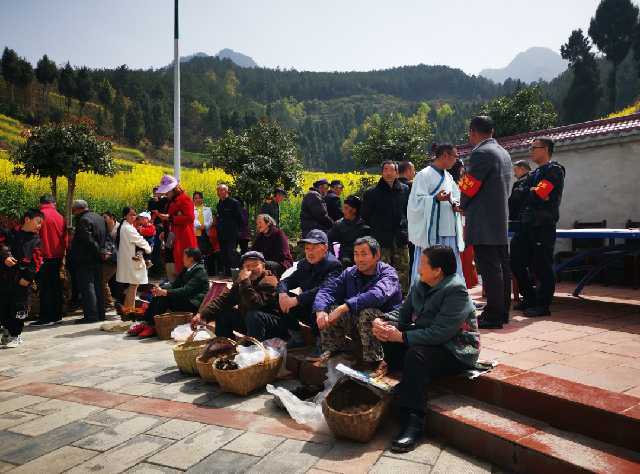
[31,195,66,326]
[325,180,344,221]
[216,184,243,276]
[361,161,410,291]
[300,179,333,238]
[399,160,417,278]
[511,138,565,317]
[508,160,532,232]
[69,200,107,324]
[459,116,513,329]
[260,188,288,227]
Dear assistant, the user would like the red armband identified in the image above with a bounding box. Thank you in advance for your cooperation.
[459,174,482,198]
[533,179,554,200]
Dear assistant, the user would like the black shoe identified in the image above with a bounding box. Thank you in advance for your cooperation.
[478,319,503,329]
[391,413,425,453]
[29,320,55,327]
[473,301,486,310]
[74,318,99,325]
[524,307,551,318]
[513,301,534,311]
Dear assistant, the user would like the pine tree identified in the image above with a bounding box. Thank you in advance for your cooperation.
[1,47,20,102]
[35,54,58,108]
[58,62,76,112]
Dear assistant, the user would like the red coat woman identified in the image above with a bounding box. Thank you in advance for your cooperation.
[156,175,197,273]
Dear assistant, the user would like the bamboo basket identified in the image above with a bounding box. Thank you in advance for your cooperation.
[196,336,236,384]
[154,311,194,341]
[212,336,283,396]
[322,377,390,442]
[172,328,213,376]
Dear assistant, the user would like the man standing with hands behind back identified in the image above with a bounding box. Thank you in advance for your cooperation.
[459,116,513,329]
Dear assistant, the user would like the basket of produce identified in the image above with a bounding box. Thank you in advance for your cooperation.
[154,311,194,340]
[321,377,390,442]
[172,327,213,375]
[196,337,237,383]
[212,336,283,396]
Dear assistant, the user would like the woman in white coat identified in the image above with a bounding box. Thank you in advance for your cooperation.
[116,207,152,309]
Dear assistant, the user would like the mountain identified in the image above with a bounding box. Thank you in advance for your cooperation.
[480,47,568,84]
[178,49,258,68]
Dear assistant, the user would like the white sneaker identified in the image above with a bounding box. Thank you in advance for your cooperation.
[5,335,23,348]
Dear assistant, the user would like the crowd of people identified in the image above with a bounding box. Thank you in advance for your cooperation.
[0,114,566,453]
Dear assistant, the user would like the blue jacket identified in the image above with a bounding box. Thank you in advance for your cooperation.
[313,261,402,316]
[277,253,342,309]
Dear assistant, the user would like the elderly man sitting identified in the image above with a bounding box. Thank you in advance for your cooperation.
[191,251,284,341]
[373,245,479,453]
[312,236,402,376]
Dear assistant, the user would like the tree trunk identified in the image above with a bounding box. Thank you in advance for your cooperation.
[65,175,76,229]
[50,176,58,203]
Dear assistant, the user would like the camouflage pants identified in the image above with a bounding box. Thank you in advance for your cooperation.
[320,308,384,362]
[381,246,410,294]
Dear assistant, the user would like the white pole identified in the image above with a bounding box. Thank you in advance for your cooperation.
[173,0,181,180]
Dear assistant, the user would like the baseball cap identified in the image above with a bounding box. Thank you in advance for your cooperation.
[240,251,266,265]
[313,179,329,187]
[300,229,328,245]
[156,174,179,194]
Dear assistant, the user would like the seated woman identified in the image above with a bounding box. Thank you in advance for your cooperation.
[372,245,479,453]
[327,195,371,266]
[251,214,293,277]
[128,247,210,338]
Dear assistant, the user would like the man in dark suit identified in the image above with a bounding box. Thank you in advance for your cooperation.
[70,200,107,323]
[216,184,243,276]
[460,116,513,329]
[325,180,344,221]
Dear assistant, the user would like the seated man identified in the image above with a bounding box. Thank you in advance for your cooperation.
[129,247,209,338]
[313,236,402,375]
[372,245,479,453]
[191,251,284,341]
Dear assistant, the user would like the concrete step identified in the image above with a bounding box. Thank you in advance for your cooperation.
[426,393,640,473]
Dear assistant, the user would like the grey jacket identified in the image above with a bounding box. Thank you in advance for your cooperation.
[385,274,479,368]
[460,138,513,245]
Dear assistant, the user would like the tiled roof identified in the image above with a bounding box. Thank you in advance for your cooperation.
[457,112,640,157]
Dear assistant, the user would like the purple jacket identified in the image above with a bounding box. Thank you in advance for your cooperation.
[252,226,293,269]
[313,261,402,316]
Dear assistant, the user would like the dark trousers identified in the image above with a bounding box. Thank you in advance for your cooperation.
[143,294,198,325]
[474,244,511,323]
[284,301,317,335]
[38,258,64,322]
[214,308,288,341]
[510,225,556,309]
[0,286,30,337]
[76,263,105,322]
[219,238,239,275]
[384,343,465,415]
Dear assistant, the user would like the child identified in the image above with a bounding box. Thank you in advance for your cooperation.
[135,211,156,269]
[1,209,43,348]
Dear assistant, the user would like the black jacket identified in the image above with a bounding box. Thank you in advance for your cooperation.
[327,217,371,265]
[361,178,409,248]
[277,253,342,309]
[300,188,333,237]
[521,161,566,227]
[216,197,243,242]
[0,229,42,290]
[509,173,531,221]
[70,210,106,267]
[325,191,343,221]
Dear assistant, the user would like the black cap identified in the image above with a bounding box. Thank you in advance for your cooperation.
[300,229,328,245]
[343,195,361,211]
[313,179,329,187]
[240,251,266,265]
[330,179,343,187]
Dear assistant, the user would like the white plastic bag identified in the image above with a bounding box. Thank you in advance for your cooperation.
[233,338,287,369]
[266,384,330,433]
[170,323,192,341]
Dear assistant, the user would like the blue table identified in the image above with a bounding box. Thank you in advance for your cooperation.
[553,228,640,296]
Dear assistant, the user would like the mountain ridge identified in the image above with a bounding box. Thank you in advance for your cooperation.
[480,47,567,84]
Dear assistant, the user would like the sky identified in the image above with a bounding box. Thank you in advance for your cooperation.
[0,0,616,75]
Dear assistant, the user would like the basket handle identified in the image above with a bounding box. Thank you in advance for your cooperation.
[235,335,270,361]
[186,325,215,343]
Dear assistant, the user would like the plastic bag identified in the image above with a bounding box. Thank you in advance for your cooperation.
[170,324,211,342]
[233,338,287,369]
[266,384,330,433]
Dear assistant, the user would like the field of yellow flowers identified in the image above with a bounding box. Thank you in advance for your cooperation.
[0,150,371,237]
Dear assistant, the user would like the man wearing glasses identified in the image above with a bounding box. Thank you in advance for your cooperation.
[510,138,565,318]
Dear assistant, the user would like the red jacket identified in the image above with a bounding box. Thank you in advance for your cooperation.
[137,222,156,238]
[39,203,66,259]
[168,191,197,272]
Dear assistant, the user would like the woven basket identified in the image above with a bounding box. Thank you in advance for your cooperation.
[196,337,236,384]
[172,328,213,376]
[154,312,194,341]
[322,377,390,442]
[212,336,283,396]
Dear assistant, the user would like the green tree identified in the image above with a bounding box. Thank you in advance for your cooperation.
[1,47,19,102]
[58,62,76,112]
[10,120,115,223]
[112,91,126,138]
[588,0,639,110]
[148,102,170,148]
[14,58,34,105]
[96,78,115,106]
[124,103,145,146]
[206,119,303,218]
[35,54,58,107]
[75,67,94,115]
[481,85,558,137]
[561,29,602,123]
[633,21,640,78]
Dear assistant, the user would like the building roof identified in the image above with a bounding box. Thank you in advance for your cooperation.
[457,112,640,157]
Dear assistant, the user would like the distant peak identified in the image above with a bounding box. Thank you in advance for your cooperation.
[479,47,567,84]
[214,49,258,68]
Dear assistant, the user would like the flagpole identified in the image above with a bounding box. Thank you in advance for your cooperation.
[173,0,181,180]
